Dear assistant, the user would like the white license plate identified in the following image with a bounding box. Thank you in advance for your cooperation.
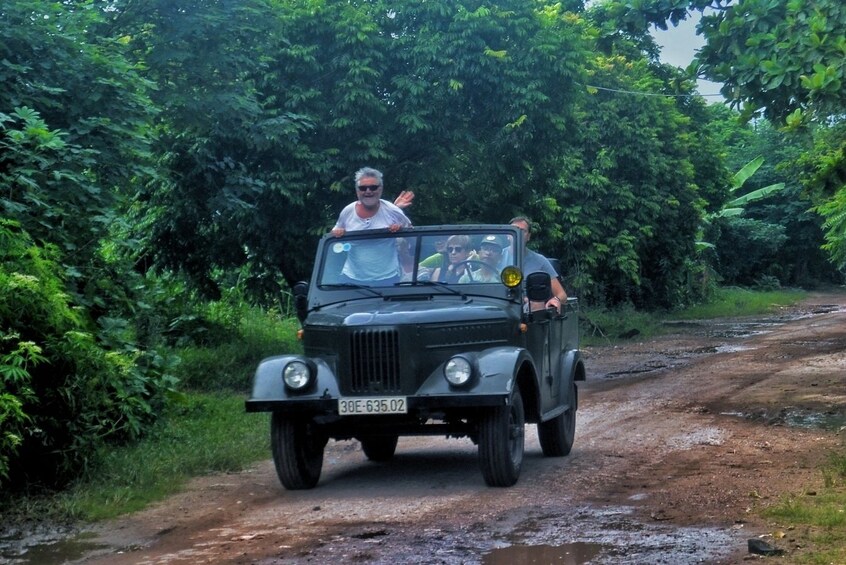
[338,397,408,415]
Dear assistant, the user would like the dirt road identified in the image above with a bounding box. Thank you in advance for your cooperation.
[66,292,846,564]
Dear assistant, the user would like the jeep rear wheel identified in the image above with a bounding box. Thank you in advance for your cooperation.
[359,435,399,461]
[270,413,327,490]
[538,381,577,456]
[478,388,525,487]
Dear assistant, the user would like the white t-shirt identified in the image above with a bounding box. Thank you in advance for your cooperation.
[334,200,411,281]
[334,200,411,232]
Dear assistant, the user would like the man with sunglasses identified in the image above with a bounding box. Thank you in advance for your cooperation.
[330,167,412,284]
[331,167,411,237]
[431,235,472,283]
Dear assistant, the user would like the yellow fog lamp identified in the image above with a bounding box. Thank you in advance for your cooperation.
[501,266,522,288]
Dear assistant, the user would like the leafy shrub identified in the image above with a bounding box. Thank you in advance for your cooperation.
[0,221,177,487]
[173,305,301,392]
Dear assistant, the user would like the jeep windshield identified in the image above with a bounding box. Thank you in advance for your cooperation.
[316,227,520,290]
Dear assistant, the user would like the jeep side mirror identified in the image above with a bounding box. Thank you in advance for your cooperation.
[293,281,309,323]
[525,272,552,302]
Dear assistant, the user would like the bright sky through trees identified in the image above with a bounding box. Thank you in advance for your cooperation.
[651,12,723,98]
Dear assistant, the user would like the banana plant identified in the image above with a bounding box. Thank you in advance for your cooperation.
[696,156,785,250]
[713,156,786,219]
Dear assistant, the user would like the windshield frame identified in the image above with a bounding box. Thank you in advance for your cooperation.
[309,225,524,304]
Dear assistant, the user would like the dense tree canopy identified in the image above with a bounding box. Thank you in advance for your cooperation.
[608,0,846,267]
[2,0,843,486]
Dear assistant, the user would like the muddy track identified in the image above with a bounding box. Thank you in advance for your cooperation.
[6,292,846,565]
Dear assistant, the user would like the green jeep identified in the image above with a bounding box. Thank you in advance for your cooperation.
[246,225,585,489]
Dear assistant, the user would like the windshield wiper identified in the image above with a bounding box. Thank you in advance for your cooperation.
[319,283,385,298]
[394,280,465,297]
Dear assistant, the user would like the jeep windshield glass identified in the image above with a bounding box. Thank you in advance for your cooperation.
[317,231,516,289]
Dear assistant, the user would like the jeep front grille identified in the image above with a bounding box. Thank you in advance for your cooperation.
[349,329,401,393]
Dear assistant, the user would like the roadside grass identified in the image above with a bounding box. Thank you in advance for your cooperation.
[760,453,846,564]
[2,303,292,524]
[580,287,806,345]
[175,310,302,392]
[669,286,806,320]
[3,393,270,523]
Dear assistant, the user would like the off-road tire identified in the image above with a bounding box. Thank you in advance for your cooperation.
[270,412,327,490]
[360,435,399,461]
[478,388,525,487]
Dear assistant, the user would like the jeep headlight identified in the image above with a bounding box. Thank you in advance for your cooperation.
[283,360,313,390]
[444,356,473,386]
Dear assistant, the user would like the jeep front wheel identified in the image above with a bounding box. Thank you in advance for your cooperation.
[270,413,327,490]
[478,388,525,487]
[359,435,399,461]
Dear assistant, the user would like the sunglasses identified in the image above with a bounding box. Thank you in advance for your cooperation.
[356,184,381,193]
[447,246,464,253]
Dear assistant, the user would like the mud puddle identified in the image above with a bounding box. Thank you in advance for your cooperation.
[663,303,845,339]
[599,306,826,380]
[289,504,744,565]
[483,541,604,564]
[721,407,846,431]
[0,526,102,565]
[481,505,740,565]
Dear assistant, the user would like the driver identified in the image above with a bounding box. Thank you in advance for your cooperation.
[431,235,471,283]
[459,234,504,283]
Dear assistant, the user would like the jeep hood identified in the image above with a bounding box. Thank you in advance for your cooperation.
[306,300,513,327]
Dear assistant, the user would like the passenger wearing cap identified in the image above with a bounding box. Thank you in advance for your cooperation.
[459,234,505,283]
[510,216,567,312]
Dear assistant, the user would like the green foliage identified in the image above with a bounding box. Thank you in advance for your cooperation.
[712,157,785,218]
[608,0,846,123]
[0,1,157,256]
[0,221,178,487]
[761,452,846,564]
[171,297,302,392]
[671,286,805,319]
[548,46,721,308]
[2,393,269,522]
[616,0,846,278]
[804,124,846,270]
[119,0,589,299]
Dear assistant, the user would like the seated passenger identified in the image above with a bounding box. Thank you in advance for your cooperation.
[510,216,567,311]
[431,235,471,283]
[459,235,505,283]
[397,237,415,282]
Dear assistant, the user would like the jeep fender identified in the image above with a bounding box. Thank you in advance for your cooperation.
[249,355,341,402]
[415,346,538,398]
[557,349,584,411]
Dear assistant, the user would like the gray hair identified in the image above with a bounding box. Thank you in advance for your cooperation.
[509,216,532,232]
[354,167,384,187]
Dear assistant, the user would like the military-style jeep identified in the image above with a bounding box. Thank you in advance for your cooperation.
[246,225,585,489]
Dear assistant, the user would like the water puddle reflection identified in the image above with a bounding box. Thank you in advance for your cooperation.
[0,530,104,565]
[721,408,846,431]
[483,541,605,564]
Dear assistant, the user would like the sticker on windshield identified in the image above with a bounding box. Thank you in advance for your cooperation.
[332,242,350,253]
